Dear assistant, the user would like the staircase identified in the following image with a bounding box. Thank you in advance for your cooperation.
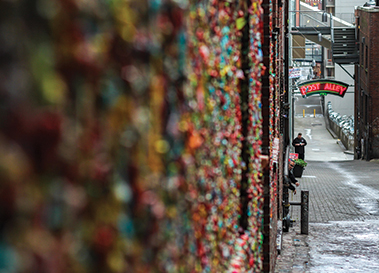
[332,27,358,64]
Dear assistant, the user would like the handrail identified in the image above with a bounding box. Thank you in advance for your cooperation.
[289,1,354,28]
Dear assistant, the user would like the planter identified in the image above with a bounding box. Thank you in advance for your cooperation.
[293,165,304,178]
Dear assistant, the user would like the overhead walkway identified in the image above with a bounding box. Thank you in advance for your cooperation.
[290,2,358,65]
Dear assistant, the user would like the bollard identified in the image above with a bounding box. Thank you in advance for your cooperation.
[301,190,309,235]
[289,190,309,234]
[303,109,305,118]
[314,109,316,118]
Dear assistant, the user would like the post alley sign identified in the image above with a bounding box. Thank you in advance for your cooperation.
[297,79,349,97]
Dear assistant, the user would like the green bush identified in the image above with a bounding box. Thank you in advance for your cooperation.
[294,159,307,167]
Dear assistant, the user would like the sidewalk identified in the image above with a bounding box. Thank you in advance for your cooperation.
[275,222,310,273]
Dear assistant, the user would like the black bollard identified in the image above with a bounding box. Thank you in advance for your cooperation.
[289,190,309,234]
[301,190,309,235]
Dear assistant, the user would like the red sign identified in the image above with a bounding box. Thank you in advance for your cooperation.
[289,153,298,160]
[298,79,349,97]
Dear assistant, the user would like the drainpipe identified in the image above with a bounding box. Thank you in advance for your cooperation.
[285,0,290,147]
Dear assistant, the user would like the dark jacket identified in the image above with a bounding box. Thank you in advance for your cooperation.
[284,176,296,191]
[292,137,307,154]
[289,170,298,185]
[284,170,298,192]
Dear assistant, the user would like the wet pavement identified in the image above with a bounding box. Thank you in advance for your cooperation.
[308,221,379,272]
[294,115,353,161]
[275,116,379,272]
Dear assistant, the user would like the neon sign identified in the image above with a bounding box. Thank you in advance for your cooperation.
[298,80,349,97]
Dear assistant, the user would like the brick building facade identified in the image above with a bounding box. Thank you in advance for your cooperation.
[355,5,379,159]
[262,0,288,271]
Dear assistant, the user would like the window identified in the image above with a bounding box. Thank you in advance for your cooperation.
[361,42,364,66]
[326,68,334,78]
[326,7,335,16]
[365,45,368,70]
[327,49,332,59]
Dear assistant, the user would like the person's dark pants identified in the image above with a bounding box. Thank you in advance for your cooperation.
[298,153,304,160]
[283,185,290,232]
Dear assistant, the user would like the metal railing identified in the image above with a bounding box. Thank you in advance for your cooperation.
[334,13,356,25]
[326,109,354,150]
[289,10,330,29]
[289,2,355,30]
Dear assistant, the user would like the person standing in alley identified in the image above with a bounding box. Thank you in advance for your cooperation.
[292,133,307,160]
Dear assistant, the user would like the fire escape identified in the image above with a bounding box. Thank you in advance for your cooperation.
[290,1,358,69]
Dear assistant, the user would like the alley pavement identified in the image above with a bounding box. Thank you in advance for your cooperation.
[275,116,379,272]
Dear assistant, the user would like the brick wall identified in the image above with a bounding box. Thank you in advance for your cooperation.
[368,10,379,158]
[356,8,379,159]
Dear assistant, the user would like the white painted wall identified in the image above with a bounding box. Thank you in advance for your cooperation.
[325,91,354,116]
[327,64,355,116]
[335,0,368,14]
